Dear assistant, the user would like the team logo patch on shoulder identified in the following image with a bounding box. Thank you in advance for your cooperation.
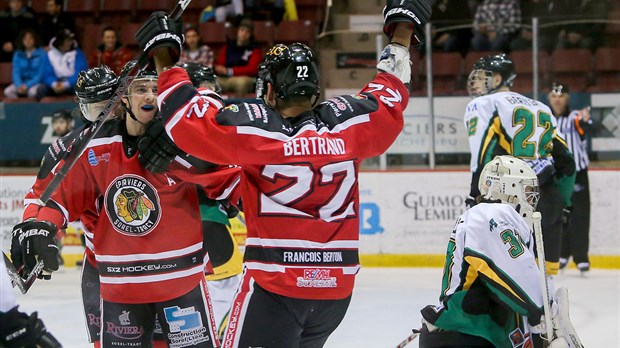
[351,93,368,100]
[224,104,239,112]
[105,175,161,236]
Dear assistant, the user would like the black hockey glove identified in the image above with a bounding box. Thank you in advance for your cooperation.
[0,306,61,348]
[138,118,180,173]
[11,221,59,279]
[135,11,183,66]
[383,0,432,45]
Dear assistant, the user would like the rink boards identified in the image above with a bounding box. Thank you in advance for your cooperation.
[1,170,619,268]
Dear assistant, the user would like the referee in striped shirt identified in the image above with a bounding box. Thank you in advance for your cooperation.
[548,82,594,275]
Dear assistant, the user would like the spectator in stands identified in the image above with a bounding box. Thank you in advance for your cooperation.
[37,29,88,100]
[245,0,297,25]
[3,29,45,99]
[0,0,38,62]
[51,108,73,137]
[509,0,569,52]
[214,0,244,23]
[39,0,75,46]
[88,26,133,75]
[429,0,472,54]
[214,18,262,97]
[471,0,521,52]
[556,0,609,51]
[178,26,214,67]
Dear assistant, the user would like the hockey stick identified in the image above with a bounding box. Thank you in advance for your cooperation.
[37,0,193,205]
[553,287,585,348]
[3,251,44,294]
[395,331,420,348]
[532,211,554,341]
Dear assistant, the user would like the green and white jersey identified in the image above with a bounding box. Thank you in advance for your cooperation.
[464,91,567,177]
[428,202,544,347]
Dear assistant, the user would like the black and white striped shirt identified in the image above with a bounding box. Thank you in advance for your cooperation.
[556,110,591,171]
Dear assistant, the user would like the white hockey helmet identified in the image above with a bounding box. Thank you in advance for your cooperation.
[478,155,539,226]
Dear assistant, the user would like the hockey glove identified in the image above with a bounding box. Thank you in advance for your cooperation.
[11,221,59,279]
[0,306,61,348]
[138,118,180,173]
[383,0,432,45]
[135,11,183,66]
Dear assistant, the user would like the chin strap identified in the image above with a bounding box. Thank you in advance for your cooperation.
[122,100,148,125]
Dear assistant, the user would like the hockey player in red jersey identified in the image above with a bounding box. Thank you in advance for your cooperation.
[134,0,431,346]
[10,61,241,347]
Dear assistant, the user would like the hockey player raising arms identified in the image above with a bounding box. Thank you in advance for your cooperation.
[133,0,431,346]
[463,54,576,277]
[10,61,242,347]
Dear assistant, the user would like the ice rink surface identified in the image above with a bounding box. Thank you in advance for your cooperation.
[12,267,620,348]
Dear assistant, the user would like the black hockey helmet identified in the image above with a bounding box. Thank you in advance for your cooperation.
[268,43,320,103]
[75,65,119,104]
[120,60,158,91]
[467,54,516,97]
[256,43,287,99]
[177,61,221,94]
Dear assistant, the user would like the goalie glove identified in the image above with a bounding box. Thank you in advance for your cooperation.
[11,221,59,280]
[383,0,432,46]
[135,11,183,66]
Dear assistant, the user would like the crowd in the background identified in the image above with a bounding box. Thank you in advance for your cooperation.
[0,0,616,101]
[0,0,297,100]
[429,0,611,55]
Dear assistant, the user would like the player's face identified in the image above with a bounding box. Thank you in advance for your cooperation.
[127,78,158,123]
[524,183,539,209]
[467,69,492,97]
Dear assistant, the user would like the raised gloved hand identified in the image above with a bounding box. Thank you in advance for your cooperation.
[11,221,59,279]
[0,306,61,348]
[138,118,181,173]
[135,11,183,66]
[383,0,432,45]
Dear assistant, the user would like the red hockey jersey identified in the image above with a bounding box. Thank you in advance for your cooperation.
[36,119,241,303]
[158,67,408,300]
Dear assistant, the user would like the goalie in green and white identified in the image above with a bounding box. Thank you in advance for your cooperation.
[418,156,583,348]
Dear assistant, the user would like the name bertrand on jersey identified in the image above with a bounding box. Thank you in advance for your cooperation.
[283,137,346,157]
[504,95,539,107]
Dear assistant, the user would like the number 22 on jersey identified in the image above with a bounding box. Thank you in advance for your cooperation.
[259,160,356,222]
[512,108,553,159]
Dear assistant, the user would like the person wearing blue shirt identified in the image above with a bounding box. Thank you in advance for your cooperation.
[3,28,45,99]
[36,29,87,101]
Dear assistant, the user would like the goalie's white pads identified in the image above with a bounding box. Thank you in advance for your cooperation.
[377,43,411,85]
[553,287,585,348]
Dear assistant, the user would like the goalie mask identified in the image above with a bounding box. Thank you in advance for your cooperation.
[268,43,320,104]
[75,65,119,122]
[178,61,222,94]
[478,155,539,226]
[467,54,516,98]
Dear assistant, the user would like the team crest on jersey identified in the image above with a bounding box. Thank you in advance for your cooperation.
[105,174,161,236]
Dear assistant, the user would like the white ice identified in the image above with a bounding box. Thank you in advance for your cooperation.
[12,267,620,348]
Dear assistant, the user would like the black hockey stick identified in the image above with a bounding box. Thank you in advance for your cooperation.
[37,0,193,205]
[3,251,44,294]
